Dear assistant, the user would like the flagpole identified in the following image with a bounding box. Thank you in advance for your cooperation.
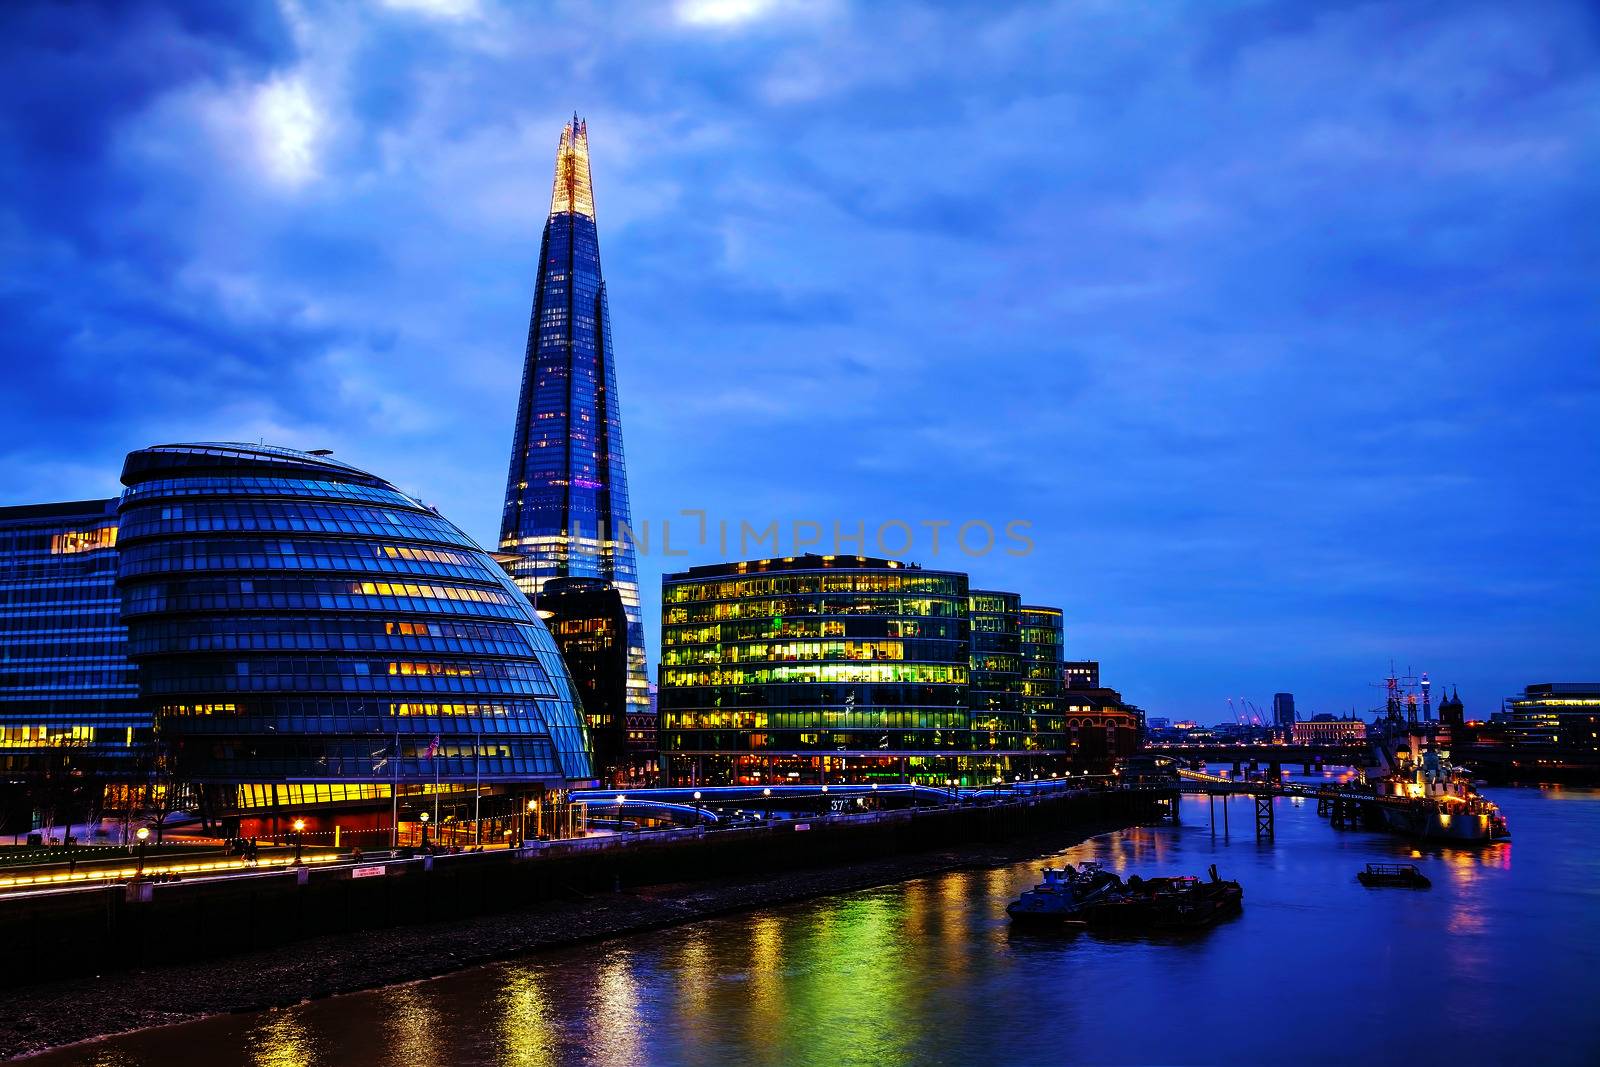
[473,716,482,846]
[390,717,400,849]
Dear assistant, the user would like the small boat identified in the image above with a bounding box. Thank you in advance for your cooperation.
[1005,863,1119,927]
[1357,862,1431,889]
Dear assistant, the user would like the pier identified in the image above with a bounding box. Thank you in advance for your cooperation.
[1177,768,1500,842]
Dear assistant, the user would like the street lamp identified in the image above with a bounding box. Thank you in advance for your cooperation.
[525,798,537,843]
[135,826,150,879]
[417,811,429,853]
[692,790,702,824]
[292,818,306,865]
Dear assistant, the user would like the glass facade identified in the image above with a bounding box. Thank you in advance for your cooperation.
[659,555,1135,786]
[1018,605,1068,755]
[0,500,145,824]
[969,590,1026,752]
[659,555,970,786]
[499,115,649,738]
[116,444,592,823]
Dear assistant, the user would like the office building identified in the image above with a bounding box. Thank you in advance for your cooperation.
[658,555,1133,785]
[1272,692,1296,730]
[0,500,144,828]
[969,590,1026,753]
[1018,606,1067,755]
[116,443,592,839]
[1064,661,1099,690]
[1498,684,1600,750]
[536,576,649,785]
[659,555,970,786]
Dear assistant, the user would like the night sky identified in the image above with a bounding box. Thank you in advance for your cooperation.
[2,0,1595,722]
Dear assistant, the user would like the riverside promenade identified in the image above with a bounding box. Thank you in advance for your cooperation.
[0,781,1172,1060]
[0,781,1173,991]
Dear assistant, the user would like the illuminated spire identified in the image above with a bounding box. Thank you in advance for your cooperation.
[549,113,594,218]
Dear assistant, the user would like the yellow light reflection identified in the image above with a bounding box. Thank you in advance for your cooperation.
[249,1012,314,1067]
[499,968,557,1067]
[380,984,440,1065]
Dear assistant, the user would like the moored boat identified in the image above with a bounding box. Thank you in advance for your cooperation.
[1356,862,1431,889]
[1005,863,1119,926]
[1006,863,1243,930]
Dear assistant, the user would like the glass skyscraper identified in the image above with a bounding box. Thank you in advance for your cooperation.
[116,443,591,837]
[499,115,650,750]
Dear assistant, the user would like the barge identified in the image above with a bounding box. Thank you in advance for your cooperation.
[1007,862,1242,930]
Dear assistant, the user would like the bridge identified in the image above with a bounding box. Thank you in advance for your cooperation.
[1176,768,1436,840]
[572,777,1120,827]
[1145,742,1372,774]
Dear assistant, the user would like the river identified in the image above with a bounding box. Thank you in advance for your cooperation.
[27,781,1600,1066]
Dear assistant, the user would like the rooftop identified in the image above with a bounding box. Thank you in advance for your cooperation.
[665,554,932,581]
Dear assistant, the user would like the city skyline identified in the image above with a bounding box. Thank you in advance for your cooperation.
[1,1,1595,721]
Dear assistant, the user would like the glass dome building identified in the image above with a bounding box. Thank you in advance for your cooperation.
[115,443,592,837]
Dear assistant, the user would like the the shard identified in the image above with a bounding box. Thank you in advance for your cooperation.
[500,116,650,751]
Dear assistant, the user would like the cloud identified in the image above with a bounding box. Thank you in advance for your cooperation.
[675,0,781,28]
[252,75,325,184]
[0,0,1596,720]
[382,0,482,19]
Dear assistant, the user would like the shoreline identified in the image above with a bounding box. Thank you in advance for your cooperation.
[2,817,1136,1061]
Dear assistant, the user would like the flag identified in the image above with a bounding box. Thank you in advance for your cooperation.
[426,735,441,760]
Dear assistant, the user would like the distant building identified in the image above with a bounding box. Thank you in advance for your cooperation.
[1064,661,1099,690]
[1499,684,1600,750]
[1272,692,1296,728]
[1061,687,1141,765]
[1439,686,1465,728]
[0,499,145,828]
[1291,715,1367,745]
[535,577,633,785]
[635,682,658,774]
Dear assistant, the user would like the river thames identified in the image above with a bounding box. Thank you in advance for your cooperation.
[31,782,1600,1066]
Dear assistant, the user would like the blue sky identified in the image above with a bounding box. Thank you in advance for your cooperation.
[2,0,1596,721]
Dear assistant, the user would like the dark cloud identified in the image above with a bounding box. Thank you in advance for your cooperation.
[1,0,1596,720]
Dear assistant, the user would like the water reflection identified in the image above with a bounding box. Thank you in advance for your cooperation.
[249,1013,314,1067]
[377,985,440,1067]
[588,954,644,1067]
[25,786,1600,1067]
[498,968,556,1067]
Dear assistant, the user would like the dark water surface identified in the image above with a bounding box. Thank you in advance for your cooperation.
[30,783,1600,1066]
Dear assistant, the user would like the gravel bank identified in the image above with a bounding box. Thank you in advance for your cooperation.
[1,820,1128,1061]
